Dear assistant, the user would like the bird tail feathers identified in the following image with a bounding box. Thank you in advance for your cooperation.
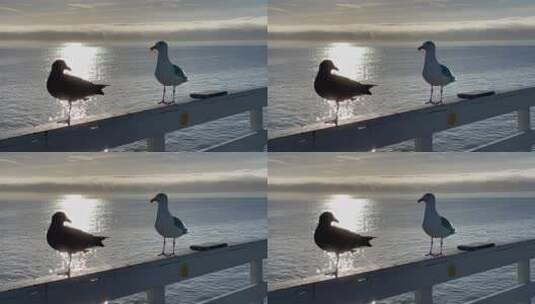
[362,84,376,95]
[361,236,376,247]
[93,84,109,95]
[93,236,108,247]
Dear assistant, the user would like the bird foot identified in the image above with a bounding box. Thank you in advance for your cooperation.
[57,270,71,277]
[325,271,338,277]
[158,252,167,256]
[158,100,166,105]
[325,119,338,125]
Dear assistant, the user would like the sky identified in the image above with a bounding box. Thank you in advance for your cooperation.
[269,153,535,195]
[0,0,266,41]
[0,153,266,195]
[269,0,535,42]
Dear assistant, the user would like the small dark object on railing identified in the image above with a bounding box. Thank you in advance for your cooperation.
[457,91,496,100]
[190,91,228,99]
[458,242,496,251]
[190,242,228,251]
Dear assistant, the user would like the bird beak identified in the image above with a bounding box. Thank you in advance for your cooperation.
[150,197,157,203]
[417,198,425,203]
[150,46,156,51]
[333,217,339,223]
[333,65,339,71]
[65,65,71,71]
[65,217,71,223]
[418,46,424,51]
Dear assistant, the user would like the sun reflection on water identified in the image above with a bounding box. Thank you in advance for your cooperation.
[317,43,375,122]
[57,42,103,80]
[51,42,106,122]
[49,194,106,275]
[320,194,378,275]
[323,43,372,80]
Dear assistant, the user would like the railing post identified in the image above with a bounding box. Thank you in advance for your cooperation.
[147,286,166,304]
[415,286,433,304]
[249,108,264,132]
[250,259,264,304]
[147,134,166,152]
[517,259,531,304]
[415,135,433,152]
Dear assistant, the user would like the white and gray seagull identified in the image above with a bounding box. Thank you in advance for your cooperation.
[418,41,455,105]
[150,41,188,105]
[418,193,455,256]
[150,193,188,256]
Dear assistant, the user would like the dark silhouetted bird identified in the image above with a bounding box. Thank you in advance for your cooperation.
[314,211,375,277]
[47,59,108,125]
[314,60,375,126]
[46,211,108,276]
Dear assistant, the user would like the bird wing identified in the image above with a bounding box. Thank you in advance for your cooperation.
[440,65,455,82]
[173,216,188,233]
[440,217,455,234]
[173,65,187,81]
[325,74,375,100]
[60,226,105,251]
[61,74,106,99]
[325,226,370,251]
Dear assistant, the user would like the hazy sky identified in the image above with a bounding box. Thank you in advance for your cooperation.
[269,153,535,195]
[0,153,266,195]
[0,0,266,41]
[270,0,535,41]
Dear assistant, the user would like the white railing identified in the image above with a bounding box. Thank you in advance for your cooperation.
[268,87,535,152]
[0,239,267,304]
[0,88,267,152]
[268,239,535,304]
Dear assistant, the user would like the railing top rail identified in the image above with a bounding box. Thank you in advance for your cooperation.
[268,238,535,304]
[268,87,535,152]
[1,239,267,301]
[0,87,267,152]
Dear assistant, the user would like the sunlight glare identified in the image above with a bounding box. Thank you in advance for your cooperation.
[52,43,106,121]
[57,42,102,80]
[324,43,372,80]
[54,194,104,232]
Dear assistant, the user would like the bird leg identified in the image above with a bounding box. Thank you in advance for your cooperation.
[439,86,444,104]
[158,238,167,256]
[172,238,176,256]
[170,86,177,105]
[335,253,340,278]
[439,238,444,256]
[159,87,166,104]
[335,101,340,126]
[426,86,434,104]
[326,253,340,277]
[66,101,72,126]
[428,238,433,256]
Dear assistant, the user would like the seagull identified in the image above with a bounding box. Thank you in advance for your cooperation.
[314,59,375,126]
[418,41,456,105]
[150,193,188,256]
[418,193,455,256]
[46,211,107,277]
[46,59,108,126]
[314,212,375,277]
[150,41,188,105]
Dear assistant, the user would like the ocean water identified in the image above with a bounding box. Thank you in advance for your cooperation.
[267,192,535,303]
[0,193,267,304]
[268,42,535,151]
[0,41,266,151]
